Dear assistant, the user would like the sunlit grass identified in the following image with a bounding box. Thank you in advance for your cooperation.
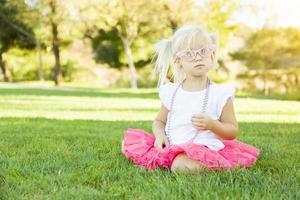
[0,87,299,122]
[0,86,299,199]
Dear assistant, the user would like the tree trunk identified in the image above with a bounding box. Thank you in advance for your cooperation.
[50,0,61,86]
[264,81,269,95]
[122,38,137,89]
[262,71,268,95]
[37,40,44,81]
[283,83,289,94]
[0,47,9,82]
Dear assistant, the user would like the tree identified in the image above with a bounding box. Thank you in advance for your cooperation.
[0,0,35,81]
[80,0,198,88]
[100,0,167,88]
[79,0,169,88]
[196,0,239,49]
[162,0,197,32]
[24,0,72,86]
[90,28,123,68]
[230,28,300,94]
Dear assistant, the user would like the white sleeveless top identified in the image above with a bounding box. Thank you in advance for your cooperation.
[159,81,235,151]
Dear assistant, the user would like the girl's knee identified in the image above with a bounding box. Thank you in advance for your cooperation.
[170,153,189,172]
[171,153,203,173]
[121,139,125,155]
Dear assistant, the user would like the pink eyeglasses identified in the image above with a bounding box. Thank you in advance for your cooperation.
[175,44,216,62]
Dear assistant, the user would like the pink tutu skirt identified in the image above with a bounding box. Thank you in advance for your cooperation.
[122,128,260,171]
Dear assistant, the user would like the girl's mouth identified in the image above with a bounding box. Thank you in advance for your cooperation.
[194,64,204,68]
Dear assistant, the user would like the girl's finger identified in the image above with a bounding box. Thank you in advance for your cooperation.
[193,125,205,130]
[156,145,162,151]
[163,137,169,144]
[192,114,204,119]
[191,118,203,123]
[192,121,204,126]
[164,139,170,147]
[154,141,162,150]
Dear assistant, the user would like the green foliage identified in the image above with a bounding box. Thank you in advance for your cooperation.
[0,0,36,50]
[4,48,83,82]
[86,0,170,69]
[91,28,122,68]
[201,0,240,48]
[3,48,41,81]
[137,64,158,88]
[91,27,157,70]
[231,28,300,70]
[56,60,80,82]
[231,28,300,94]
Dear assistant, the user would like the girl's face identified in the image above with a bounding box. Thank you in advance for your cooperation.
[175,38,215,78]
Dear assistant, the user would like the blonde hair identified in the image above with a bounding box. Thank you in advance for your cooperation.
[153,25,219,87]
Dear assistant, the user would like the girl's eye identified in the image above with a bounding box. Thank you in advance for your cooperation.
[184,51,193,57]
[201,48,208,55]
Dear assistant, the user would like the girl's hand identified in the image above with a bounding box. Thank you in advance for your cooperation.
[191,114,215,131]
[154,133,169,151]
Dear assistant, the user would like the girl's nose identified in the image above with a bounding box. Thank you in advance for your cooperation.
[194,52,202,61]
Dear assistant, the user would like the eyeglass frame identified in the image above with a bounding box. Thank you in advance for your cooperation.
[174,44,216,62]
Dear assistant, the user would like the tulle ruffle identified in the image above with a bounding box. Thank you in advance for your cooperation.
[122,128,260,171]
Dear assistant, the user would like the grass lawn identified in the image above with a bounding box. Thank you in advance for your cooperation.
[0,85,299,199]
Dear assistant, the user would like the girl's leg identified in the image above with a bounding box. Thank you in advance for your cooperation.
[171,153,207,173]
[121,139,125,155]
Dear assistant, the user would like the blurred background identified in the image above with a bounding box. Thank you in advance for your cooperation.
[0,0,299,99]
[0,2,299,198]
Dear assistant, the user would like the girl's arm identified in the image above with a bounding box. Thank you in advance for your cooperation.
[210,99,239,140]
[152,104,169,138]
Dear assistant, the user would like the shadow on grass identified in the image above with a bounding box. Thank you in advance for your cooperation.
[0,88,158,99]
[0,87,299,101]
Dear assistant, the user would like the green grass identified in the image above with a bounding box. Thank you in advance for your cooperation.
[0,86,299,199]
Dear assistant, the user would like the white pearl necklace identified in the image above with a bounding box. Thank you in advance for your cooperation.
[165,78,211,144]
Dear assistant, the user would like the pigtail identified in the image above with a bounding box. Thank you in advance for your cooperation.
[153,39,173,88]
[172,60,186,85]
[209,31,220,70]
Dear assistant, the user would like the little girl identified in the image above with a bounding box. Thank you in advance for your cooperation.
[121,25,260,173]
